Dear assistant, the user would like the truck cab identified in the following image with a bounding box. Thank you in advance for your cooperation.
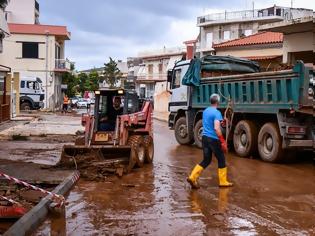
[20,77,45,110]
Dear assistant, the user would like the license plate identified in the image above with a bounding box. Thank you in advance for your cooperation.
[95,133,109,142]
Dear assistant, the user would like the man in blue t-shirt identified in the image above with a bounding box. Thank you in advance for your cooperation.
[187,94,233,189]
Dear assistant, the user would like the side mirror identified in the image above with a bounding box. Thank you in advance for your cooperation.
[167,70,173,83]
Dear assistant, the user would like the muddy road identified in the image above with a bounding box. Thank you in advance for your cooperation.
[35,120,315,235]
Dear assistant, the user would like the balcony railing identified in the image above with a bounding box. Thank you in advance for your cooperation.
[137,73,167,81]
[55,59,71,71]
[197,8,289,25]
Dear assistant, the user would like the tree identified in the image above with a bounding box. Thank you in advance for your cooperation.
[0,0,9,9]
[88,70,99,91]
[102,57,122,88]
[78,72,89,94]
[62,72,79,97]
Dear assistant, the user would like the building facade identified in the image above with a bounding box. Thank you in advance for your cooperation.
[5,0,40,24]
[260,16,315,65]
[197,6,313,57]
[0,0,71,110]
[214,31,283,70]
[136,47,185,99]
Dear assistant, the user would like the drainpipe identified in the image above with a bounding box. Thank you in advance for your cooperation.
[45,30,49,109]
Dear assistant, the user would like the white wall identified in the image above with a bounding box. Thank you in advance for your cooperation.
[0,33,64,109]
[6,0,36,24]
[282,32,314,63]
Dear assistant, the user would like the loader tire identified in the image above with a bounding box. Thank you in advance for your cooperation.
[128,135,145,168]
[143,135,154,164]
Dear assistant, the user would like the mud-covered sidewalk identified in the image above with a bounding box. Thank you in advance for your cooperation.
[32,120,315,236]
[0,112,83,234]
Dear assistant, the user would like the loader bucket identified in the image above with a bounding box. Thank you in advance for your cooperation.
[57,145,136,180]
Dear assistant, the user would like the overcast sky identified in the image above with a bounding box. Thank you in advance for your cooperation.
[39,0,314,70]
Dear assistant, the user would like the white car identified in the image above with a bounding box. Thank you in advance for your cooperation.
[77,98,88,108]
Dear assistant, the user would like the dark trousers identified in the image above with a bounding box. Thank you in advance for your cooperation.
[62,104,68,113]
[199,135,226,169]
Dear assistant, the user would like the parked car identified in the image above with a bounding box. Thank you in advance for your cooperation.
[76,98,88,108]
[70,96,81,107]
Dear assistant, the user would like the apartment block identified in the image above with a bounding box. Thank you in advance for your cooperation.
[197,5,313,56]
[0,0,71,110]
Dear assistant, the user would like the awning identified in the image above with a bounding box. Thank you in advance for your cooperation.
[0,9,10,36]
[167,55,183,71]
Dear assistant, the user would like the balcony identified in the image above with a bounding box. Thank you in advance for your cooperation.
[136,73,167,82]
[197,8,285,26]
[55,59,71,72]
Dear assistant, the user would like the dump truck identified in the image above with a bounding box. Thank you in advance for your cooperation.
[167,56,314,162]
[57,88,154,178]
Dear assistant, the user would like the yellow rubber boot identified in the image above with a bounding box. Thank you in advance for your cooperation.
[218,167,233,187]
[187,164,204,189]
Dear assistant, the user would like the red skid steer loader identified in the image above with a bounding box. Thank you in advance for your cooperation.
[57,89,154,179]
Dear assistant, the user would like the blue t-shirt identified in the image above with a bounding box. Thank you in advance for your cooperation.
[202,107,223,140]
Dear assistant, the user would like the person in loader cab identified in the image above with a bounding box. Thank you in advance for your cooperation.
[187,94,233,189]
[99,96,123,131]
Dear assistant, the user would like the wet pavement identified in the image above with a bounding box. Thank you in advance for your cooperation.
[33,120,315,236]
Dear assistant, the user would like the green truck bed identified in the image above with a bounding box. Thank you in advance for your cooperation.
[191,61,313,114]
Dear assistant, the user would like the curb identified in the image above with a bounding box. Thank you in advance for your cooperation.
[4,171,80,236]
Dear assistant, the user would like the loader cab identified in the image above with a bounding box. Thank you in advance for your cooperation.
[94,89,139,132]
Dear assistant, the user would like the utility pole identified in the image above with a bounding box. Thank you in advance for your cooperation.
[45,30,49,109]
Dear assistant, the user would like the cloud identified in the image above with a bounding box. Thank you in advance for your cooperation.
[38,0,315,70]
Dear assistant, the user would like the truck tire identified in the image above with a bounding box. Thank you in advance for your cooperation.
[20,102,32,111]
[233,120,258,157]
[143,135,154,163]
[258,123,284,162]
[193,120,203,149]
[128,135,145,168]
[174,117,194,145]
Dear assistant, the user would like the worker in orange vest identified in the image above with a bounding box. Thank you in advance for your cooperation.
[62,95,69,113]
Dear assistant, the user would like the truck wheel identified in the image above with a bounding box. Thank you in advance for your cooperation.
[143,135,154,164]
[174,117,194,145]
[193,120,203,149]
[21,102,31,111]
[258,123,284,162]
[233,120,258,157]
[128,135,145,168]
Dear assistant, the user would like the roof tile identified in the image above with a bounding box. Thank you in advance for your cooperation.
[214,32,283,48]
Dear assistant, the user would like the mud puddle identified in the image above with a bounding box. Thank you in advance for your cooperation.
[27,121,315,235]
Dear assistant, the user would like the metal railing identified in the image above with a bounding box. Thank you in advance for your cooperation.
[197,8,287,24]
[55,59,71,71]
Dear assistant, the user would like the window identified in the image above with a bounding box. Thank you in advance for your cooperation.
[99,95,108,115]
[148,64,153,74]
[244,29,252,36]
[206,32,213,46]
[219,27,223,40]
[27,81,34,89]
[172,69,181,89]
[22,42,39,58]
[223,31,230,40]
[20,81,25,88]
[0,77,5,105]
[55,44,61,60]
[158,63,163,73]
